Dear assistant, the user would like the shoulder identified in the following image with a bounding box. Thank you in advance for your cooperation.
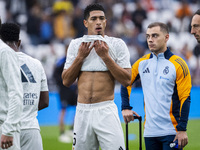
[17,52,33,60]
[70,37,83,45]
[132,53,151,68]
[0,46,16,58]
[29,56,43,67]
[0,40,14,53]
[105,36,125,44]
[168,54,188,67]
[18,52,43,66]
[67,37,83,52]
[169,54,189,76]
[138,53,152,62]
[0,47,13,54]
[0,39,9,51]
[105,36,128,53]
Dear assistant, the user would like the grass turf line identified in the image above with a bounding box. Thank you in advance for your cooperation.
[41,119,200,150]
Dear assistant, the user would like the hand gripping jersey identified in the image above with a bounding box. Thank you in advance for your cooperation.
[64,35,131,71]
[121,48,191,137]
[17,52,48,130]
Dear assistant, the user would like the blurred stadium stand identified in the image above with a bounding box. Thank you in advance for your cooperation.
[1,0,200,86]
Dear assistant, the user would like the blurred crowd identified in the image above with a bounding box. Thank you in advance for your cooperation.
[1,0,200,89]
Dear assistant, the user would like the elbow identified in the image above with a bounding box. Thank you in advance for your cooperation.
[44,99,49,108]
[120,77,131,87]
[123,74,132,87]
[62,70,71,87]
[43,98,49,109]
[38,92,49,110]
[122,69,132,87]
[62,80,71,87]
[122,79,131,87]
[39,102,49,111]
[44,103,49,108]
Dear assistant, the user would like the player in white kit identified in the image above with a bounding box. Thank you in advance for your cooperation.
[0,23,49,150]
[62,3,132,150]
[0,18,23,150]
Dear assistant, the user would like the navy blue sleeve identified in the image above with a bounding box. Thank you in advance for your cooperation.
[121,85,133,110]
[176,96,191,131]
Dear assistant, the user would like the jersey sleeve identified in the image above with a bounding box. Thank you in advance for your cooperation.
[115,39,131,69]
[1,50,23,136]
[39,62,48,92]
[174,57,192,131]
[64,40,77,69]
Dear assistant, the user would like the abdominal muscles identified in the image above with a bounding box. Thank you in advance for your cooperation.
[77,71,115,103]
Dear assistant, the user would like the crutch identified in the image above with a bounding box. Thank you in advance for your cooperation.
[126,116,142,150]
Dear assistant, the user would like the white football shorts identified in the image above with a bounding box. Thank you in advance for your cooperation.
[20,129,43,150]
[72,100,125,150]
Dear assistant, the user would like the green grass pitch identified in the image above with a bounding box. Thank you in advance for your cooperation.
[41,119,200,150]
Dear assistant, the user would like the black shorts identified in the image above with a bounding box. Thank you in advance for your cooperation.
[59,84,77,108]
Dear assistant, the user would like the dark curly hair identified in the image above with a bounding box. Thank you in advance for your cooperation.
[0,23,20,43]
[84,3,105,20]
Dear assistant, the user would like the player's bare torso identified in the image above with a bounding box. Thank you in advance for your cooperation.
[77,71,115,103]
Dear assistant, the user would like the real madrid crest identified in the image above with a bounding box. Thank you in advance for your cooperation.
[163,66,169,75]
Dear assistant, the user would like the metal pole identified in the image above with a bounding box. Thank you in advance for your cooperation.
[126,123,129,150]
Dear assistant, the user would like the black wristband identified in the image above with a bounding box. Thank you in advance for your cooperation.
[121,105,133,110]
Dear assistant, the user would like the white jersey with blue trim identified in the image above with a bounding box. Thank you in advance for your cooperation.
[64,35,131,71]
[17,52,48,130]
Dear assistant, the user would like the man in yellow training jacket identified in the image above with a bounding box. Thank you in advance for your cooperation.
[121,22,191,150]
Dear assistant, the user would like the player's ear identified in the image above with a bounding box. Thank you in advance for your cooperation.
[17,40,21,48]
[83,20,88,28]
[165,34,169,42]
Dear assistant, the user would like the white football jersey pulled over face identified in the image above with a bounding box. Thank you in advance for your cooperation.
[17,52,48,130]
